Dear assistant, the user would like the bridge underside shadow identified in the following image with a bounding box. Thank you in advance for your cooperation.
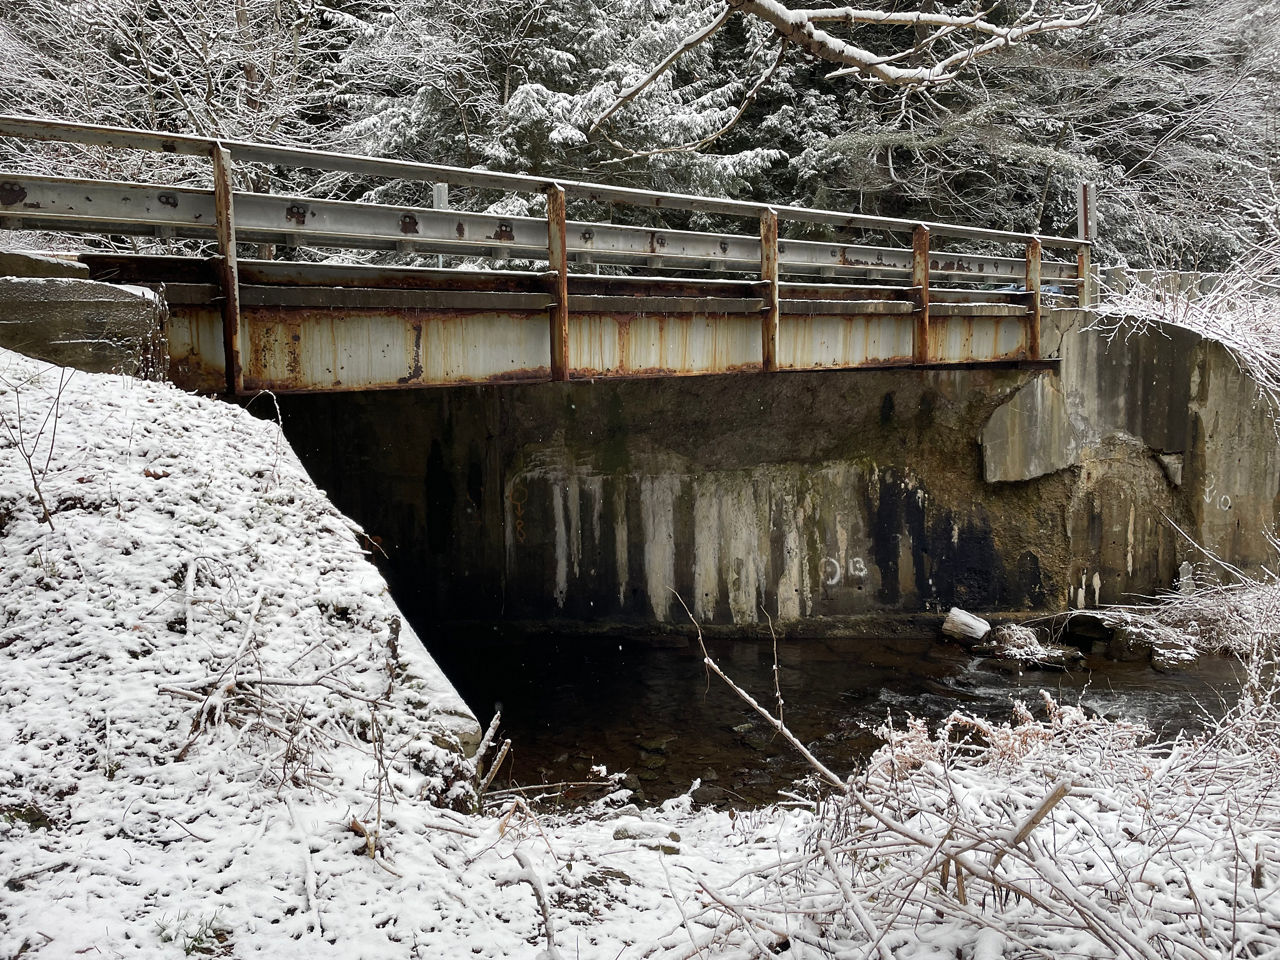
[275,366,1094,632]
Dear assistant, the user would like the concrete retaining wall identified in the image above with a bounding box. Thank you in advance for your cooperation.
[0,252,165,377]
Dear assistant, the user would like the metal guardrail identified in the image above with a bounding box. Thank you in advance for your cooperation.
[0,173,1081,283]
[0,114,1090,394]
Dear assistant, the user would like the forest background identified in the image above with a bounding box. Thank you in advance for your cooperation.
[0,0,1277,272]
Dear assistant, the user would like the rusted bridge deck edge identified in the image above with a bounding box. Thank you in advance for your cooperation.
[73,253,1060,394]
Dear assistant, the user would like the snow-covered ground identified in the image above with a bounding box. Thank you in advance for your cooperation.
[4,346,1280,959]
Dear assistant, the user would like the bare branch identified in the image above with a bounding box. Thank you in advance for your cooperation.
[589,3,732,134]
[728,0,1103,85]
[598,40,787,160]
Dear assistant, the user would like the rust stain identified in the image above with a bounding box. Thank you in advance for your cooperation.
[0,182,26,206]
[286,204,308,226]
[285,323,303,381]
[615,316,631,372]
[397,321,424,384]
[490,221,515,243]
[159,261,1052,393]
[399,213,420,234]
[480,366,552,383]
[158,193,179,208]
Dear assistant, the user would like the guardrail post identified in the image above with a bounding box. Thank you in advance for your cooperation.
[545,184,570,382]
[212,144,243,395]
[760,207,779,372]
[912,225,930,364]
[1077,181,1096,307]
[1026,237,1043,361]
[1076,245,1093,308]
[433,183,449,269]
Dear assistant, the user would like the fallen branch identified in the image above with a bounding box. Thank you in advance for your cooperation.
[513,848,563,960]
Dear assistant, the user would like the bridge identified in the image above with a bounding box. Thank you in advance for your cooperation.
[4,117,1277,636]
[0,116,1091,396]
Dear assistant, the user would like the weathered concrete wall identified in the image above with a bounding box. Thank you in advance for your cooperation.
[274,309,1279,629]
[0,252,165,376]
[982,311,1280,607]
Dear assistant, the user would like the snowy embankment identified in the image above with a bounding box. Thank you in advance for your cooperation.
[4,347,1280,959]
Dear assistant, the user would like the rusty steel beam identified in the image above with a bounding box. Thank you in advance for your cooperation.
[546,185,570,382]
[161,292,1048,393]
[212,145,242,395]
[1076,181,1096,307]
[1076,246,1093,308]
[760,208,780,373]
[1026,238,1043,360]
[912,225,930,365]
[0,114,1090,251]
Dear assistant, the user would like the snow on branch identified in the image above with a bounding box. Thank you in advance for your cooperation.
[741,0,1103,84]
[595,0,1101,133]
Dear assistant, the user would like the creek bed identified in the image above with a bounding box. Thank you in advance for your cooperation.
[428,631,1242,806]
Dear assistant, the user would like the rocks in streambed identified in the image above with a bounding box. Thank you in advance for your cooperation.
[1106,624,1153,662]
[973,623,1085,671]
[944,606,1204,674]
[944,608,1083,671]
[1150,635,1199,673]
[1069,612,1197,672]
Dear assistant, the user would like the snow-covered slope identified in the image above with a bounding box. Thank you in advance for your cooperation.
[0,349,489,954]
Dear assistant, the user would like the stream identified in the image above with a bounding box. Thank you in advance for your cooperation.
[427,631,1243,806]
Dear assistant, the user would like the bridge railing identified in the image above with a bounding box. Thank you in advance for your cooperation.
[0,115,1090,392]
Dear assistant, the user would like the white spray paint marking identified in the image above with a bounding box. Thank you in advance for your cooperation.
[552,482,568,609]
[692,486,720,622]
[1202,474,1233,511]
[640,475,678,622]
[1092,571,1102,607]
[821,557,842,586]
